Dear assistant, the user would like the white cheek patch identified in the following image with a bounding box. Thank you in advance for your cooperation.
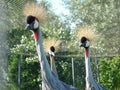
[34,20,39,29]
[49,50,55,56]
[86,41,90,47]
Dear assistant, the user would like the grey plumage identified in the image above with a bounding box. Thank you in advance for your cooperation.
[80,37,107,90]
[25,15,79,90]
[35,28,78,90]
[49,46,58,77]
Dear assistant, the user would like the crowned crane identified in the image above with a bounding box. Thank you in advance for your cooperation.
[77,26,107,90]
[23,2,79,90]
[44,38,61,78]
[49,46,58,77]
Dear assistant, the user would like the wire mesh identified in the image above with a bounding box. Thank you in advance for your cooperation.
[0,0,9,90]
[1,0,120,90]
[7,52,110,90]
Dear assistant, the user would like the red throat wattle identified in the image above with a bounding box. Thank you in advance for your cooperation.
[34,32,38,40]
[85,48,88,57]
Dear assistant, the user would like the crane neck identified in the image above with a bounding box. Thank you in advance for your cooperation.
[84,47,103,90]
[34,27,52,78]
[50,55,58,77]
[85,47,94,82]
[85,48,89,57]
[50,55,55,66]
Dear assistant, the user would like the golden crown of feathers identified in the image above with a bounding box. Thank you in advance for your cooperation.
[43,38,62,53]
[76,25,99,42]
[23,2,47,24]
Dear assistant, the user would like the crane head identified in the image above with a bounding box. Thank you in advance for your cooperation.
[25,15,39,31]
[79,36,90,48]
[50,46,55,52]
[49,46,55,56]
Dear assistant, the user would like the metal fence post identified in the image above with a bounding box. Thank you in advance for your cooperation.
[18,55,21,90]
[71,57,75,86]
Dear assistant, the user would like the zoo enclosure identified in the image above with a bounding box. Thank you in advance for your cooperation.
[7,52,115,90]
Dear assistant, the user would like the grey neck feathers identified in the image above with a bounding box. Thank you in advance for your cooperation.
[50,55,58,78]
[34,28,65,90]
[85,48,97,90]
[85,48,94,81]
[35,28,52,76]
[85,48,106,90]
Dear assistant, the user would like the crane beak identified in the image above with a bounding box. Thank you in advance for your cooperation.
[79,42,85,47]
[25,24,30,30]
[79,41,90,48]
[24,22,34,30]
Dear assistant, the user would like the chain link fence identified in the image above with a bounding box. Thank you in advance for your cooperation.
[0,0,35,90]
[0,0,120,90]
[0,0,9,90]
[8,52,115,90]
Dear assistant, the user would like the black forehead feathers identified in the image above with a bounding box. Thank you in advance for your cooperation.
[27,15,35,24]
[81,37,87,43]
[50,46,55,52]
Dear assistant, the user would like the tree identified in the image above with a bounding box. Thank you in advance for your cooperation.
[64,0,120,56]
[9,35,41,90]
[64,0,120,89]
[6,0,40,89]
[99,56,120,90]
[7,0,83,90]
[5,0,34,49]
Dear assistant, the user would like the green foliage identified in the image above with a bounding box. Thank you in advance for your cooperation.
[8,55,18,90]
[11,35,36,54]
[8,33,41,89]
[5,0,34,28]
[9,54,41,90]
[7,0,120,90]
[7,28,30,48]
[20,56,41,90]
[55,56,85,89]
[99,56,120,90]
[7,0,79,90]
[43,14,71,40]
[65,0,120,56]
